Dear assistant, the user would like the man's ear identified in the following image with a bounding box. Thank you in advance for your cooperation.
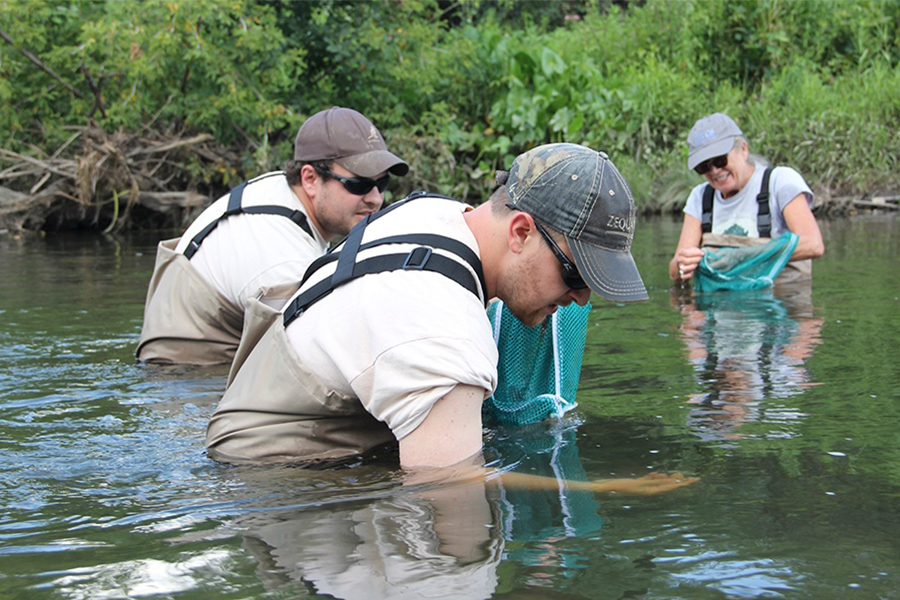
[508,211,534,255]
[300,164,319,199]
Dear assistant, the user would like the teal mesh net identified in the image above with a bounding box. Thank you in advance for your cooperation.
[695,231,799,292]
[487,418,604,541]
[483,300,591,426]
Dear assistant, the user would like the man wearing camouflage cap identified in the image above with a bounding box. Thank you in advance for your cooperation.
[206,143,695,493]
[137,106,408,366]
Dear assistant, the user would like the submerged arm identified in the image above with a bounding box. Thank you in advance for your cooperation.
[402,385,699,495]
[494,470,699,495]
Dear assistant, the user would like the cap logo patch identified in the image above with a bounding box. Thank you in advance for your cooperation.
[691,127,717,148]
[607,214,631,232]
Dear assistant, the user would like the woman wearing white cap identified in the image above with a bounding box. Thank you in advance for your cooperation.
[669,112,824,284]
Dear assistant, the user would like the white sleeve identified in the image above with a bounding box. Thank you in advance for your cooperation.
[771,166,814,214]
[683,183,708,220]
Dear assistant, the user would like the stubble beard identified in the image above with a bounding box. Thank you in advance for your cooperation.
[500,257,551,328]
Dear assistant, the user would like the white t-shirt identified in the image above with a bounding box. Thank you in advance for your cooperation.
[285,197,498,441]
[684,166,813,238]
[175,171,328,310]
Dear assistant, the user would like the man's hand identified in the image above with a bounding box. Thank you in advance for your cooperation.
[591,472,700,495]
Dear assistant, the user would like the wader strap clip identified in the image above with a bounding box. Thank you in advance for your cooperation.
[403,247,432,269]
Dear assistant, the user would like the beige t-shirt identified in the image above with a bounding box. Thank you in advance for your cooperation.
[175,171,328,310]
[285,197,498,441]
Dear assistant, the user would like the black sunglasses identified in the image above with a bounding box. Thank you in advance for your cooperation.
[315,167,390,196]
[505,203,588,290]
[533,221,589,290]
[694,154,729,175]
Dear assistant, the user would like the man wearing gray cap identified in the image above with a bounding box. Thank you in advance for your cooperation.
[137,106,408,366]
[205,143,696,494]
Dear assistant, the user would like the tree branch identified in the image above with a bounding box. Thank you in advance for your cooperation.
[0,26,84,99]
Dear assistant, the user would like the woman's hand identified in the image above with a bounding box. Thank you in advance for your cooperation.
[671,247,706,281]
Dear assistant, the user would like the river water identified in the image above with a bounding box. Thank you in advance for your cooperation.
[1,214,898,599]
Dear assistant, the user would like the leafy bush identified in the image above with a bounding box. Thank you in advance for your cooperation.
[1,0,898,230]
[2,0,304,179]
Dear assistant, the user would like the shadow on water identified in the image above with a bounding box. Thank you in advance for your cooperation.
[1,216,899,599]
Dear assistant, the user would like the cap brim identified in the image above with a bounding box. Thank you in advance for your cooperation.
[336,150,409,178]
[687,137,735,170]
[570,238,649,302]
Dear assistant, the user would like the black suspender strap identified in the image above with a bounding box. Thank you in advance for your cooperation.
[283,247,482,328]
[699,166,775,237]
[756,166,773,238]
[701,184,714,233]
[331,211,370,287]
[299,191,479,287]
[184,182,246,259]
[283,201,486,328]
[302,233,484,290]
[183,176,312,260]
[226,181,245,214]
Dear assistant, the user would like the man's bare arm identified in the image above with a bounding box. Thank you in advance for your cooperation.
[399,384,485,469]
[401,385,699,494]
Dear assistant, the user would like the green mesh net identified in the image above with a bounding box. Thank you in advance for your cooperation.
[483,300,591,426]
[695,231,799,292]
[487,418,604,541]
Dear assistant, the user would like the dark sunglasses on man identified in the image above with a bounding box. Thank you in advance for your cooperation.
[694,154,729,175]
[505,203,588,290]
[534,221,589,290]
[315,166,391,196]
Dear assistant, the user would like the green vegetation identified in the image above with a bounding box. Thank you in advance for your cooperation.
[1,0,898,230]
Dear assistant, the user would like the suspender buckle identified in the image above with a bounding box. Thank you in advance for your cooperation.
[184,240,201,259]
[403,247,432,269]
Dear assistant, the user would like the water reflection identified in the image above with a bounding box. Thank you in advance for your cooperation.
[671,283,824,442]
[203,417,606,599]
[488,418,604,591]
[238,482,502,599]
[489,419,603,531]
[4,218,899,598]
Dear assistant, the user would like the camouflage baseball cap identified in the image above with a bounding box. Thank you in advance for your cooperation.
[294,107,409,178]
[505,143,648,302]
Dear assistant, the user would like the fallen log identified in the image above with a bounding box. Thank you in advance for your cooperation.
[0,125,229,233]
[851,199,899,211]
[135,191,208,213]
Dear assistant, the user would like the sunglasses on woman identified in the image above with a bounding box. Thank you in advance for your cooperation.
[694,154,729,175]
[315,167,391,196]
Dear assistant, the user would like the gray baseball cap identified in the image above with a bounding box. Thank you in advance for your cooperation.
[505,143,648,302]
[294,107,409,178]
[687,113,743,170]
